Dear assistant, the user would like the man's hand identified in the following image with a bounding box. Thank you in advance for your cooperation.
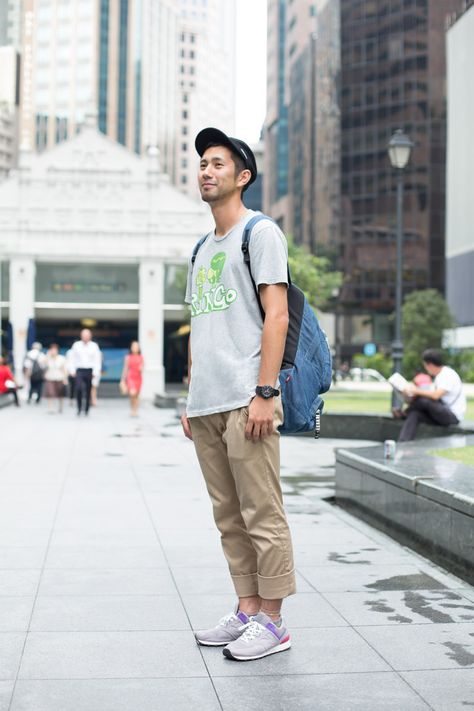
[181,414,193,440]
[245,397,275,442]
[403,384,417,398]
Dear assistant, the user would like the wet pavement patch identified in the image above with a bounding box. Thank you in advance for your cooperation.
[403,591,457,623]
[365,573,446,591]
[328,551,372,565]
[364,597,413,624]
[442,641,474,667]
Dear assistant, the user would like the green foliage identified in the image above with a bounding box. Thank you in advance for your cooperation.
[450,350,474,383]
[287,235,342,309]
[401,289,454,378]
[352,352,393,379]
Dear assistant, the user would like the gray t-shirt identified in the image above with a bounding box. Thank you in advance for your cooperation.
[185,210,288,417]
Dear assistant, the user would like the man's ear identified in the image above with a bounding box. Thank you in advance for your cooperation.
[237,169,252,190]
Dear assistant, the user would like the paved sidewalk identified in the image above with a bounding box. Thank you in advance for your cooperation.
[0,400,473,710]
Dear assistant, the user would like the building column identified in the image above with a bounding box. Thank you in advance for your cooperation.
[9,257,35,383]
[139,260,165,399]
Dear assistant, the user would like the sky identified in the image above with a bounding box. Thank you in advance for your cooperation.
[235,0,267,145]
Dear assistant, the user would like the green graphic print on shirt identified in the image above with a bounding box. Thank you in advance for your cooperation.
[191,251,238,317]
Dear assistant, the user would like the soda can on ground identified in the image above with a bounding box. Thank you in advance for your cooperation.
[384,439,396,460]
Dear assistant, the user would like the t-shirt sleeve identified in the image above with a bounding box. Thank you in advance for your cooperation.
[435,368,458,394]
[184,258,193,305]
[248,221,289,288]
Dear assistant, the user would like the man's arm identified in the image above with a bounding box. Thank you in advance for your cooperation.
[181,336,193,440]
[404,384,446,401]
[245,283,288,442]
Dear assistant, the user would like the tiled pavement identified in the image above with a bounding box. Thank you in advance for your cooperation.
[0,400,473,710]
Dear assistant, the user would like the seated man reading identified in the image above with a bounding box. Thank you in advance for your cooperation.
[398,349,466,442]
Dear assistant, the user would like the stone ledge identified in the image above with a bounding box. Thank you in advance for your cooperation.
[335,436,474,585]
[319,412,474,441]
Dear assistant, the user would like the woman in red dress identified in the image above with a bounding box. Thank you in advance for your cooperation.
[120,341,144,417]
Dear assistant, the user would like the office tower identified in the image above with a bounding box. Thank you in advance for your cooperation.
[0,45,21,177]
[287,0,340,251]
[265,0,463,355]
[445,1,474,349]
[175,0,236,196]
[264,0,340,247]
[18,0,178,172]
[0,0,23,48]
[263,0,290,231]
[339,0,460,350]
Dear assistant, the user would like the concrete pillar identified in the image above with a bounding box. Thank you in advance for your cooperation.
[139,260,165,399]
[9,257,35,382]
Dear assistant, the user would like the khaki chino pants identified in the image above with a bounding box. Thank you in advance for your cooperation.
[190,400,296,600]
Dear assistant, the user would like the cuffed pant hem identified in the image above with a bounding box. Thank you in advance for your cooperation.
[231,572,259,597]
[258,570,297,599]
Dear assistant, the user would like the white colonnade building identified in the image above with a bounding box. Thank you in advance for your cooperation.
[0,117,211,398]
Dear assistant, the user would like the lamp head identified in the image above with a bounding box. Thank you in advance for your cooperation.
[388,129,413,169]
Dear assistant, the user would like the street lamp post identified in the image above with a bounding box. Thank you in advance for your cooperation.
[387,130,413,395]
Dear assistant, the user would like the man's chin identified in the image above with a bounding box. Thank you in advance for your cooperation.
[200,192,219,203]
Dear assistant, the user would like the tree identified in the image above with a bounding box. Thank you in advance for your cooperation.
[287,235,342,310]
[402,289,454,378]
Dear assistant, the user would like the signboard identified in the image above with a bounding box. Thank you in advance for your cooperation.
[363,342,377,357]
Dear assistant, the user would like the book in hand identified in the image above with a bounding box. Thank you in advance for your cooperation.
[388,372,410,394]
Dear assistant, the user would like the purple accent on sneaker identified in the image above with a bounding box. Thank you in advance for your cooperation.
[265,621,285,640]
[237,611,249,624]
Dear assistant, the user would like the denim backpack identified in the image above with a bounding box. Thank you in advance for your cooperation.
[190,214,332,436]
[241,214,332,437]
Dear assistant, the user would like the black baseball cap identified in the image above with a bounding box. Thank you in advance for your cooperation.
[195,127,257,187]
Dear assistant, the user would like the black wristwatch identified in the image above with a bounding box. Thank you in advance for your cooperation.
[255,385,280,399]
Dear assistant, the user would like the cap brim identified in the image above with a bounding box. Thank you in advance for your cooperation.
[195,127,235,157]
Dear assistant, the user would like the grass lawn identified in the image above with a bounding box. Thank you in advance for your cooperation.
[323,389,474,420]
[429,446,474,467]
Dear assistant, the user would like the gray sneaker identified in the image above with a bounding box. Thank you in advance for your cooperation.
[194,607,251,647]
[223,612,291,661]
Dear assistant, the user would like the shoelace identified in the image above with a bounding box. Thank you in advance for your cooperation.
[219,612,238,627]
[238,620,264,642]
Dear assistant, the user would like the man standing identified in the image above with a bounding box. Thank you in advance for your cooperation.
[69,329,102,416]
[399,349,466,441]
[181,127,295,661]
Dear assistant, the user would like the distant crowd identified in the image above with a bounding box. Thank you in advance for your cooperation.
[0,328,144,417]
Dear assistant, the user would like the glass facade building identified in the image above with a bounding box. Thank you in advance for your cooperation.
[339,0,460,339]
[263,0,290,229]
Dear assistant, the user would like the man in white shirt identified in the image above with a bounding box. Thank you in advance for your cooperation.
[399,349,466,441]
[69,329,102,415]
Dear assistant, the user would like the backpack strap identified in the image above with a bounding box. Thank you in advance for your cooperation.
[241,214,292,321]
[191,233,210,266]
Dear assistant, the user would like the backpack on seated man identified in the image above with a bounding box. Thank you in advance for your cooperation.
[192,214,332,436]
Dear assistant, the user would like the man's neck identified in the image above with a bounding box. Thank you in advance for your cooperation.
[211,197,249,237]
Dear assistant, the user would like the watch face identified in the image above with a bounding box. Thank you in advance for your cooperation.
[256,385,278,400]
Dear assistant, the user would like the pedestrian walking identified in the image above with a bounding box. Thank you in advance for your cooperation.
[23,342,46,404]
[44,344,68,414]
[69,329,102,416]
[0,356,20,406]
[398,349,466,441]
[180,127,295,661]
[120,341,144,417]
[65,348,76,406]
